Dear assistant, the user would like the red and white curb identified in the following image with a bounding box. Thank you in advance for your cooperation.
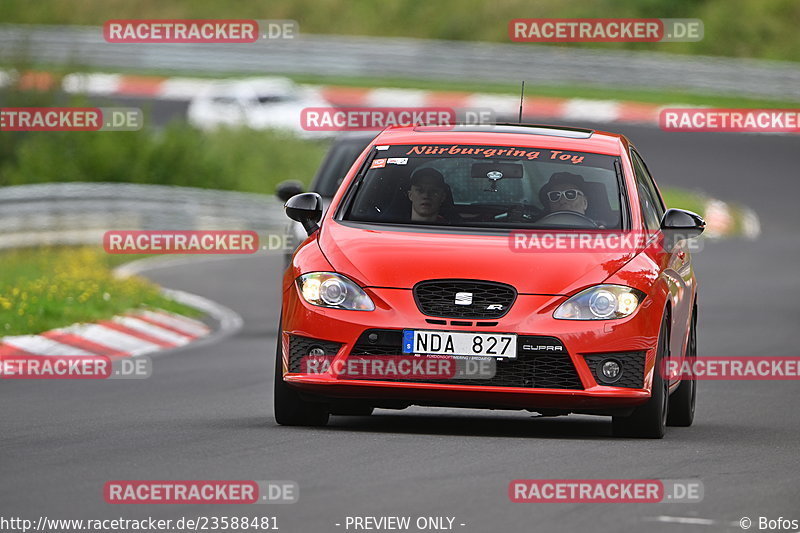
[0,70,671,127]
[2,70,796,134]
[0,256,246,360]
[3,70,795,135]
[0,309,210,358]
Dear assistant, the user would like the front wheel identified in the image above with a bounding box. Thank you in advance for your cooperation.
[612,314,670,439]
[273,320,329,427]
[667,307,697,427]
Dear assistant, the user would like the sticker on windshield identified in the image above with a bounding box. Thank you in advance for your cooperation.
[402,145,589,166]
[387,158,408,165]
[370,158,387,169]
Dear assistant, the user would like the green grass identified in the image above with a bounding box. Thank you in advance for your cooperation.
[1,0,799,62]
[0,247,201,336]
[661,187,707,215]
[0,120,330,194]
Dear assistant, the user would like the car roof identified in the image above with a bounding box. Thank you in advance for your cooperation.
[371,124,627,156]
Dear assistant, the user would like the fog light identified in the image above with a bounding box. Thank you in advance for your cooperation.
[308,346,326,357]
[600,359,622,383]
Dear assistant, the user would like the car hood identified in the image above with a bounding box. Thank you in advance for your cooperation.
[319,222,636,294]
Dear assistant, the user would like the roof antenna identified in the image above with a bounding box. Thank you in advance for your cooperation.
[517,81,525,123]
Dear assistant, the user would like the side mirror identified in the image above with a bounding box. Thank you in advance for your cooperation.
[285,192,323,236]
[660,208,705,250]
[275,180,305,203]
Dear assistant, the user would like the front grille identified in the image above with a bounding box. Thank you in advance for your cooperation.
[413,279,516,319]
[583,351,646,388]
[349,329,583,389]
[288,335,343,372]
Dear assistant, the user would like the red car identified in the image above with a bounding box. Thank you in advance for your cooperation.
[275,124,704,438]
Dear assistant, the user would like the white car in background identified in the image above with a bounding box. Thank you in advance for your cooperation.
[187,77,331,138]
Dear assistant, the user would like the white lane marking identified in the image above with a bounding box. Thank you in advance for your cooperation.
[113,316,192,345]
[644,516,722,526]
[113,253,250,279]
[59,324,160,357]
[0,335,93,356]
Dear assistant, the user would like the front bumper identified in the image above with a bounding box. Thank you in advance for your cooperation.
[280,284,662,412]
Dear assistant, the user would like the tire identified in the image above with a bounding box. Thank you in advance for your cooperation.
[667,307,697,427]
[612,313,670,439]
[330,404,375,416]
[273,318,329,427]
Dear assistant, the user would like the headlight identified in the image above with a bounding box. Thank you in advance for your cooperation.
[554,284,645,320]
[296,272,375,311]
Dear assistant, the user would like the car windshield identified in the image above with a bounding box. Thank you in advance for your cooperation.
[341,144,623,230]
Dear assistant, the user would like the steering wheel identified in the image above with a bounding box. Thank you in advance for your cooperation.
[535,210,599,228]
[506,204,544,223]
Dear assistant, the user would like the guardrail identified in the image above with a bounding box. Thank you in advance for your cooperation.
[0,182,286,250]
[1,24,799,100]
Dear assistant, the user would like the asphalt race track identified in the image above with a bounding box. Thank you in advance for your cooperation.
[2,122,799,532]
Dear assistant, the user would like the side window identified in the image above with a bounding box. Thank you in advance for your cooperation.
[631,151,661,231]
[632,151,665,217]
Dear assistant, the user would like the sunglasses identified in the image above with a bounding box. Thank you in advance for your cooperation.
[547,189,584,202]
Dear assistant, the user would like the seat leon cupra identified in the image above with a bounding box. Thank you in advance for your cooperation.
[275,124,704,438]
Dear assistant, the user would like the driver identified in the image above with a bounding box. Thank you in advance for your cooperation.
[407,168,449,223]
[540,172,589,215]
[539,172,606,227]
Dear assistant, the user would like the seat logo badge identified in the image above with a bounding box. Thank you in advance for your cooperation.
[454,292,473,305]
[486,304,504,310]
